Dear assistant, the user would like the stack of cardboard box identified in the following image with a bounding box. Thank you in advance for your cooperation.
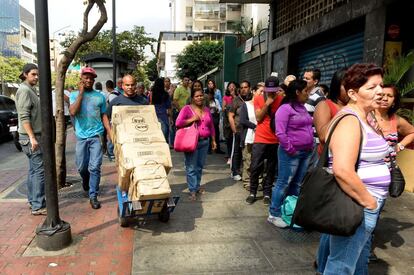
[111,105,172,201]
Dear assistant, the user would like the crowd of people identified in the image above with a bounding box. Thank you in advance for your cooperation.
[14,61,414,274]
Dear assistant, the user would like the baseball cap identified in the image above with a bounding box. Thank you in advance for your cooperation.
[264,76,280,92]
[81,67,97,78]
[19,63,38,80]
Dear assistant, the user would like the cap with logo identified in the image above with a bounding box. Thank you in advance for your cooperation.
[264,76,280,92]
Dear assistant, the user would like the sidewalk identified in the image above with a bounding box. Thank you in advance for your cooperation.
[0,131,413,274]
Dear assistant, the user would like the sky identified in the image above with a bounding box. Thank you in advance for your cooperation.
[19,0,171,57]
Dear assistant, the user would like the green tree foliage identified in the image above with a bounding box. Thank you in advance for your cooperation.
[52,70,80,89]
[145,57,158,81]
[0,55,25,83]
[176,40,223,80]
[132,65,150,89]
[60,25,156,65]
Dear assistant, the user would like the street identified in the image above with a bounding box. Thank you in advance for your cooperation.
[0,131,413,274]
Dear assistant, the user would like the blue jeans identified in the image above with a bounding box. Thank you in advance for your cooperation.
[322,197,385,275]
[107,139,114,159]
[75,136,103,198]
[20,135,46,211]
[159,118,169,143]
[184,138,209,193]
[269,147,311,217]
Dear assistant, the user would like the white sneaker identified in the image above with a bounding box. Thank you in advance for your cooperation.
[267,214,288,228]
[232,174,242,181]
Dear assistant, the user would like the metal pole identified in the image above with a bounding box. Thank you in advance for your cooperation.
[258,28,268,82]
[112,0,116,83]
[34,0,72,251]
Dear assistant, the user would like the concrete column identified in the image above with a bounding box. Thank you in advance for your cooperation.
[363,6,386,65]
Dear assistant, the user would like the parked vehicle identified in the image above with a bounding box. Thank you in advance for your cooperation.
[0,95,21,151]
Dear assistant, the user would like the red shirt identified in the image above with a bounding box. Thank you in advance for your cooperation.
[253,94,283,144]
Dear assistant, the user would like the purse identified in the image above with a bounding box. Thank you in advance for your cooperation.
[292,113,364,236]
[389,159,405,198]
[174,107,199,152]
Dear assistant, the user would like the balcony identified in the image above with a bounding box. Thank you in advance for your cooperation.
[194,10,221,20]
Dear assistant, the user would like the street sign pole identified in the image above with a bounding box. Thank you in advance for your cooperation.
[34,0,72,251]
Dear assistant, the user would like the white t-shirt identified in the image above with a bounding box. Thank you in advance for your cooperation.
[52,89,71,116]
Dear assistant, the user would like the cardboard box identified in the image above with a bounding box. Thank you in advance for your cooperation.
[128,177,171,201]
[117,143,172,188]
[111,105,159,126]
[115,123,164,145]
[397,149,414,193]
[118,164,167,191]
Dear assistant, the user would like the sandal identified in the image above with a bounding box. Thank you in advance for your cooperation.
[197,187,205,194]
[189,192,197,201]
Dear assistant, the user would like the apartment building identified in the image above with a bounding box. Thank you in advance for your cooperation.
[19,5,37,63]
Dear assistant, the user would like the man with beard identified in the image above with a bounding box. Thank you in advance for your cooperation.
[69,67,112,209]
[228,80,252,181]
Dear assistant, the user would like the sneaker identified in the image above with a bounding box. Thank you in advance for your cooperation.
[89,197,101,209]
[267,214,288,228]
[232,174,242,181]
[31,208,47,216]
[263,196,271,205]
[246,194,256,204]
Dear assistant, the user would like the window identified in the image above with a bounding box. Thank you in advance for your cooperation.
[186,6,193,17]
[2,97,16,111]
[170,55,177,64]
[185,25,193,31]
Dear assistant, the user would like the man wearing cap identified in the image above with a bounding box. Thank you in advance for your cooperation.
[69,67,112,209]
[15,63,46,215]
[246,76,284,205]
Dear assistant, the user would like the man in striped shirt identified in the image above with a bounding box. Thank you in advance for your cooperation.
[303,68,325,168]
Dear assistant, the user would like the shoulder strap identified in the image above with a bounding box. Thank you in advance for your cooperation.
[319,113,363,171]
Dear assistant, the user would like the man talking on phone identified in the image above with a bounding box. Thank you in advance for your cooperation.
[69,67,112,209]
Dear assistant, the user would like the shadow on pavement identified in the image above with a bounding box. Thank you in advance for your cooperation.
[374,217,414,249]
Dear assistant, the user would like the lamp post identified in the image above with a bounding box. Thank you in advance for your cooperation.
[112,0,116,83]
[34,0,72,251]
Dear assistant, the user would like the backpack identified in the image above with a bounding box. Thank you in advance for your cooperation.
[281,195,302,230]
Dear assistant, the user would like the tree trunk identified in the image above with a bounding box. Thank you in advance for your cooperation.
[54,0,108,189]
[55,73,67,188]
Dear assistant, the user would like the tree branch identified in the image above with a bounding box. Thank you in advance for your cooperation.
[82,0,95,35]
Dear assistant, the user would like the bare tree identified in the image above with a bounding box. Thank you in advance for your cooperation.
[54,0,107,188]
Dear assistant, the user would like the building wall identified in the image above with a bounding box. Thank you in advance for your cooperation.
[266,0,396,81]
[19,5,36,63]
[0,0,21,58]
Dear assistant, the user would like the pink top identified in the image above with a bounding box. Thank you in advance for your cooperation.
[223,95,233,106]
[176,105,215,139]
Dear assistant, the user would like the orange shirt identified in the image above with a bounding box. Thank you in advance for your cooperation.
[253,94,283,144]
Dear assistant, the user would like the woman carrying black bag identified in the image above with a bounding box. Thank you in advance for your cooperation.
[310,64,391,275]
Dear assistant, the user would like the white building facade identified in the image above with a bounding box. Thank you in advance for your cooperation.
[157,32,226,83]
[19,5,37,63]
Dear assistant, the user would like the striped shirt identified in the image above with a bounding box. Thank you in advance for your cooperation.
[304,87,325,143]
[329,109,391,199]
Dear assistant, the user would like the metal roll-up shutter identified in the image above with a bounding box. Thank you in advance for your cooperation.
[238,56,263,85]
[297,32,364,84]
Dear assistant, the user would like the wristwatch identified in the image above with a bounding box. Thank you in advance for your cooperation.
[397,143,405,151]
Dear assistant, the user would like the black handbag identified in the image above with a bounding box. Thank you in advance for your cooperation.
[389,159,406,198]
[292,114,364,236]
